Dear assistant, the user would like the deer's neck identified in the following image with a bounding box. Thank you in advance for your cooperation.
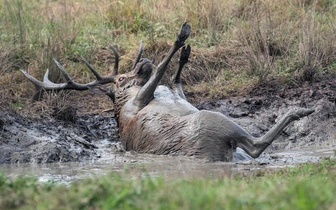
[113,85,141,122]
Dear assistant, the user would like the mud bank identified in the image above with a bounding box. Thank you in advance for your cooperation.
[0,79,335,165]
[0,109,120,164]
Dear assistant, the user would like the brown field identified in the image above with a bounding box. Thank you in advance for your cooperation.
[0,0,335,114]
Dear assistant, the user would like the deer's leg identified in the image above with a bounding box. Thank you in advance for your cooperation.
[171,45,191,100]
[235,108,314,158]
[134,22,191,108]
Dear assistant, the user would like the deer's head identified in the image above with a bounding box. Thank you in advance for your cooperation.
[115,58,153,89]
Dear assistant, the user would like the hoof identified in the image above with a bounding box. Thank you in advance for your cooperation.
[177,22,191,43]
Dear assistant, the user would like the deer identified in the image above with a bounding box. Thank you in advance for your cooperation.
[21,22,314,162]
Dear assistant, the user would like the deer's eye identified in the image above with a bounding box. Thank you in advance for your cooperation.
[118,77,125,82]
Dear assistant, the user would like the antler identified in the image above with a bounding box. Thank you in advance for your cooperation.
[132,41,144,69]
[21,45,120,92]
[109,44,119,75]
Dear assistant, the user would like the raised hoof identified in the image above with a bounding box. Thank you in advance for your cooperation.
[177,22,191,43]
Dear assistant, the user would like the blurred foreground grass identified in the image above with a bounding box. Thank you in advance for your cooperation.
[0,157,336,209]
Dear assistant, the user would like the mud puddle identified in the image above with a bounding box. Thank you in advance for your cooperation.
[1,144,334,183]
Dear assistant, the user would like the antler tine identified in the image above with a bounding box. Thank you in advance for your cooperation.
[51,58,116,88]
[43,69,50,82]
[21,68,69,90]
[132,40,144,69]
[81,56,103,81]
[109,44,119,76]
[21,69,48,89]
[53,58,75,84]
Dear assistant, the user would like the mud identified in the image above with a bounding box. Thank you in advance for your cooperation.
[0,78,336,180]
[0,108,121,164]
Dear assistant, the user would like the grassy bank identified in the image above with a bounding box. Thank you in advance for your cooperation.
[0,0,335,111]
[0,157,335,209]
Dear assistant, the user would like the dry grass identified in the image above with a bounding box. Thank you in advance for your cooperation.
[0,0,335,112]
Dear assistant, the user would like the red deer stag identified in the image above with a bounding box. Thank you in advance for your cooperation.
[21,22,314,161]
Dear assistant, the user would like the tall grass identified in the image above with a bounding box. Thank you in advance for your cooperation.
[0,0,335,104]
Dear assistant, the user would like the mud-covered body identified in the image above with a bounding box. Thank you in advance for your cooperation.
[118,86,266,161]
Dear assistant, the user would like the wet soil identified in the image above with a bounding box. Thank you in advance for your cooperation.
[0,77,336,177]
[0,108,121,164]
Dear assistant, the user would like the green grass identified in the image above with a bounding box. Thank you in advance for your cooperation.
[1,158,336,210]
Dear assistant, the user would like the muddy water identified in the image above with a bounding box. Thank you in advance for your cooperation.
[0,153,234,183]
[1,142,334,183]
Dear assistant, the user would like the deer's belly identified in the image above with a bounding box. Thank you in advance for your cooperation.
[119,110,245,159]
[141,86,199,116]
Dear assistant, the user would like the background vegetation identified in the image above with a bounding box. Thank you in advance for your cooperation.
[0,0,335,112]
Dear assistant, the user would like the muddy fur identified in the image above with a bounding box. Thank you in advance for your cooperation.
[117,85,313,161]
